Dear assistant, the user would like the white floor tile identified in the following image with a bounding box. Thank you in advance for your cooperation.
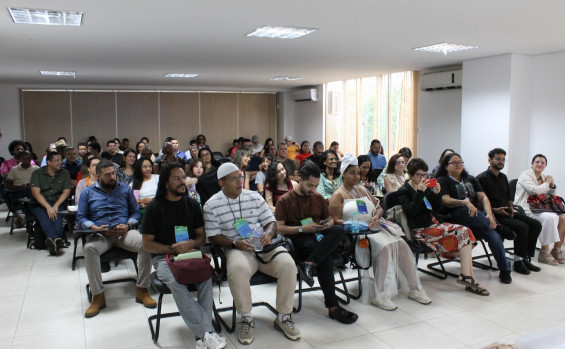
[12,328,86,349]
[374,322,468,349]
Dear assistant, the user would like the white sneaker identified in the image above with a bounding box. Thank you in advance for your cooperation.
[196,339,206,349]
[203,332,227,349]
[408,289,432,305]
[372,296,397,311]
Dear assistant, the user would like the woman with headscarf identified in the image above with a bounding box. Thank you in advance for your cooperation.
[329,153,431,311]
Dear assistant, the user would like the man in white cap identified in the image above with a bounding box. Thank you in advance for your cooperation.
[251,135,262,156]
[203,162,300,345]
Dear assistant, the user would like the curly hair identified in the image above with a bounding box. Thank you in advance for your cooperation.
[266,160,289,190]
[8,140,26,156]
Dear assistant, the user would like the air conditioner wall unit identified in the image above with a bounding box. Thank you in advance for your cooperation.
[292,88,318,102]
[420,70,462,91]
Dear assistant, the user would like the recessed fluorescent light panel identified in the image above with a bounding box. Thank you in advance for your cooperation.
[413,42,478,55]
[9,8,83,26]
[247,26,317,39]
[164,73,199,78]
[40,71,76,77]
[270,76,303,81]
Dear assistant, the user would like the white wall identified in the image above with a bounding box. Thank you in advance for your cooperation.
[417,89,462,167]
[280,85,324,146]
[0,84,22,159]
[461,54,512,175]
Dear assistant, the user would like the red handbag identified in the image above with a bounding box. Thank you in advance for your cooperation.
[527,194,565,213]
[166,252,215,285]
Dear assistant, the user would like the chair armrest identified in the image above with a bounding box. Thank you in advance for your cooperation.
[208,244,227,282]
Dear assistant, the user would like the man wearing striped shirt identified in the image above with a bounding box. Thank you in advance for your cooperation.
[203,163,300,345]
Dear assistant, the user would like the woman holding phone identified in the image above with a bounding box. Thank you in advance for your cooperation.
[397,158,488,296]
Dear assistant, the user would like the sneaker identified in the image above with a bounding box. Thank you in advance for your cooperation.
[195,339,206,349]
[371,296,398,311]
[523,258,541,272]
[499,270,512,284]
[408,289,432,305]
[538,251,558,266]
[203,332,227,349]
[551,248,565,264]
[238,316,254,345]
[274,314,301,341]
[513,260,531,275]
[46,238,57,255]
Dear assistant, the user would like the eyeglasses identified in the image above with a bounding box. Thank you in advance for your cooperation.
[448,161,464,166]
[413,172,427,178]
[141,165,153,169]
[534,160,546,165]
[396,161,406,165]
[493,157,506,162]
[201,153,211,157]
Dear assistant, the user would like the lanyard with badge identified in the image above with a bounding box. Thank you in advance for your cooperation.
[229,196,253,238]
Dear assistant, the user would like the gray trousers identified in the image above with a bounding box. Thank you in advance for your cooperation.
[153,255,215,339]
[84,229,151,295]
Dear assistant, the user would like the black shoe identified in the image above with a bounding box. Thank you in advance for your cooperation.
[46,238,57,256]
[55,238,64,250]
[101,261,111,273]
[328,307,358,324]
[298,263,315,287]
[496,225,516,240]
[523,258,541,272]
[499,270,512,284]
[513,260,531,275]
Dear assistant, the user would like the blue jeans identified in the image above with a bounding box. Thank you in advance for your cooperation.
[446,207,509,271]
[31,201,65,239]
[152,255,215,339]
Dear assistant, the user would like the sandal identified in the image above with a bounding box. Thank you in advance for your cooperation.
[456,274,477,288]
[465,285,489,296]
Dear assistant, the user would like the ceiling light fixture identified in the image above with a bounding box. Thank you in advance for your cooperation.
[164,73,199,78]
[40,70,76,77]
[247,26,317,39]
[270,76,303,81]
[413,42,478,55]
[8,8,83,26]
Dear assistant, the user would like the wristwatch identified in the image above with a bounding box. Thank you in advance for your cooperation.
[231,240,237,249]
[298,226,303,233]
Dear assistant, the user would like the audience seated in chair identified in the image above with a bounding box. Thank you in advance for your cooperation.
[397,158,489,296]
[515,154,565,266]
[75,157,100,205]
[6,151,38,227]
[254,154,272,194]
[2,140,37,178]
[203,163,300,345]
[265,160,298,213]
[62,147,81,188]
[276,142,299,182]
[329,154,431,310]
[77,159,156,318]
[30,151,71,255]
[316,150,342,199]
[275,161,359,324]
[435,153,512,284]
[142,163,226,349]
[477,148,542,273]
[131,158,159,210]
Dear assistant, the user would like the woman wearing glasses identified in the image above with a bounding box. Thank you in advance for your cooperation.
[435,153,512,284]
[397,158,487,296]
[383,153,408,193]
[515,154,565,265]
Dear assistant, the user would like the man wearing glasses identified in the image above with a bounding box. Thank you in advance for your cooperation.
[30,151,72,255]
[477,148,542,275]
[203,162,300,345]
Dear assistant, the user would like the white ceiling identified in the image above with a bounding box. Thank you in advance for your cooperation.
[2,0,565,91]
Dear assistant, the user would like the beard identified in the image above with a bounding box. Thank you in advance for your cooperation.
[100,179,117,190]
[170,184,186,197]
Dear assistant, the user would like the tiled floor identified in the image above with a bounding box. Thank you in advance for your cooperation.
[1,204,564,349]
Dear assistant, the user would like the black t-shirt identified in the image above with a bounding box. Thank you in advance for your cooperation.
[437,175,483,213]
[141,197,204,247]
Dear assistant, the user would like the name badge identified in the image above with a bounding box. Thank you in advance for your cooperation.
[174,226,189,242]
[423,197,433,211]
[300,217,314,226]
[356,200,369,214]
[233,218,252,238]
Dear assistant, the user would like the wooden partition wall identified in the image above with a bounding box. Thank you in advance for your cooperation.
[20,90,277,155]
